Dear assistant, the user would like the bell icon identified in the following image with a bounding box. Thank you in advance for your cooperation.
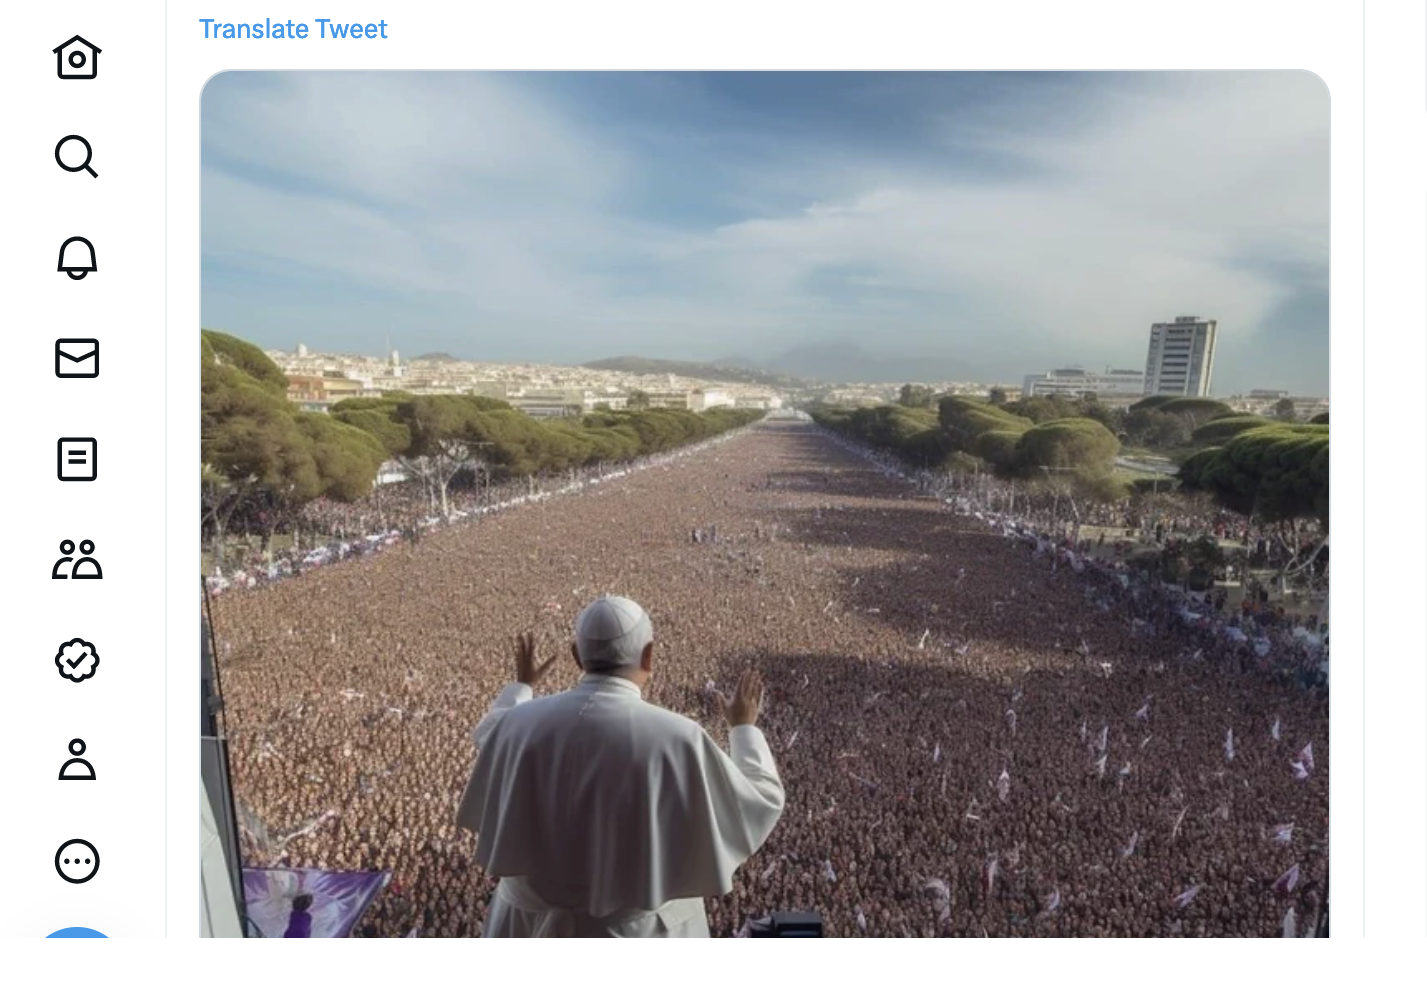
[58,236,96,280]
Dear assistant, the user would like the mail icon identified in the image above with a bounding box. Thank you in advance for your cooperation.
[56,338,99,378]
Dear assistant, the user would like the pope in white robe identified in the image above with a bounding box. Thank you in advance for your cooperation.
[457,595,786,937]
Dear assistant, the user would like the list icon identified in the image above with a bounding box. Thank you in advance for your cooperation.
[58,438,97,481]
[55,338,99,378]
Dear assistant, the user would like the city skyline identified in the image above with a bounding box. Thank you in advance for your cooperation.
[202,72,1328,394]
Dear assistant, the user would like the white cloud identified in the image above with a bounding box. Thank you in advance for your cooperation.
[203,72,1328,388]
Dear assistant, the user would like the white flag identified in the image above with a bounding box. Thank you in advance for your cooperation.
[933,742,941,764]
[1224,729,1235,762]
[1134,700,1150,722]
[1173,885,1200,909]
[1282,907,1298,938]
[997,769,1011,802]
[1291,759,1309,781]
[1299,742,1315,772]
[1271,718,1281,741]
[1120,830,1139,858]
[1043,887,1062,914]
[1273,823,1294,844]
[1274,864,1300,896]
[823,860,837,883]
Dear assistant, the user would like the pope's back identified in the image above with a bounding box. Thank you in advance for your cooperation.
[456,596,784,936]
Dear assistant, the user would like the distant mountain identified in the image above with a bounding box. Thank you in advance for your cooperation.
[582,356,805,387]
[768,342,979,385]
[583,348,980,387]
[412,352,459,362]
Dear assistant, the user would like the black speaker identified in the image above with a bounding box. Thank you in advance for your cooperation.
[745,912,823,937]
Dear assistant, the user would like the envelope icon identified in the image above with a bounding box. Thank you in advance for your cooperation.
[56,338,99,378]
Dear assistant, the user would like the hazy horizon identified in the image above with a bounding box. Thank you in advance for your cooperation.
[202,71,1329,395]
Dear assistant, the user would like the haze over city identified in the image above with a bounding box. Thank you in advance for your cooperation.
[201,71,1328,395]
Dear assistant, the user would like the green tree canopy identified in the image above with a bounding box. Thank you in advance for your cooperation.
[202,329,289,396]
[1191,414,1275,445]
[937,396,1032,454]
[1178,425,1328,527]
[1013,418,1120,476]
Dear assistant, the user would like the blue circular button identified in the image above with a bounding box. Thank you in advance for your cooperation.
[47,927,106,937]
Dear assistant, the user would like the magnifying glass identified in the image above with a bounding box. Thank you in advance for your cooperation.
[55,135,97,178]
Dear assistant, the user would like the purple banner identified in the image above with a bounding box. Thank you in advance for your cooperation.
[243,867,389,938]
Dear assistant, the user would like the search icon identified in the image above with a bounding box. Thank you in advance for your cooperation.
[55,135,97,178]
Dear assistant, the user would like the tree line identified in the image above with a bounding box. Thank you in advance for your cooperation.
[201,330,763,546]
[810,388,1327,525]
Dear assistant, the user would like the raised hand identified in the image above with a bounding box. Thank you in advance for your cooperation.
[719,668,764,728]
[514,630,558,687]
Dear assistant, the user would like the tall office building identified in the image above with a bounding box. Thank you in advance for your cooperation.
[1143,316,1217,397]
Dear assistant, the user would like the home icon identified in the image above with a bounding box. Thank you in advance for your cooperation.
[53,35,101,80]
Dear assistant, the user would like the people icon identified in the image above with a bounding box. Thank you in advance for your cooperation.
[52,539,102,579]
[58,739,95,781]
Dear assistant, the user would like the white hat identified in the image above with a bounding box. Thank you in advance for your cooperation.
[575,595,653,672]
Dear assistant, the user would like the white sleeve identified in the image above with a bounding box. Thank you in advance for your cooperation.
[711,725,785,859]
[472,683,532,748]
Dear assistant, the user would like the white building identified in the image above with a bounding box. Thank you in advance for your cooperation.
[1143,316,1217,397]
[688,389,735,412]
[1021,367,1145,399]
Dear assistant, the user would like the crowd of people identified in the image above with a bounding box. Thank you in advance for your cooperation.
[833,432,1329,687]
[210,420,1328,937]
[205,428,754,596]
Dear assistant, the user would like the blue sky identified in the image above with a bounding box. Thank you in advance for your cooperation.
[201,72,1328,394]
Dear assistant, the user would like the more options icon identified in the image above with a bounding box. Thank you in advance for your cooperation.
[55,839,99,884]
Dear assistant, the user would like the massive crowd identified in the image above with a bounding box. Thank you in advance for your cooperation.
[210,421,1328,937]
[205,428,754,595]
[823,431,1329,687]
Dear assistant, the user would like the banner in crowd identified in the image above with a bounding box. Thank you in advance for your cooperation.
[243,867,389,938]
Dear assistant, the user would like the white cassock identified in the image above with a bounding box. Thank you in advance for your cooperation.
[456,673,785,937]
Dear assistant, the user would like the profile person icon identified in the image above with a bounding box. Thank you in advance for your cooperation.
[52,539,102,579]
[59,739,95,780]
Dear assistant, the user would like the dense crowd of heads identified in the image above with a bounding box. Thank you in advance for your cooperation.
[205,429,751,596]
[211,421,1327,937]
